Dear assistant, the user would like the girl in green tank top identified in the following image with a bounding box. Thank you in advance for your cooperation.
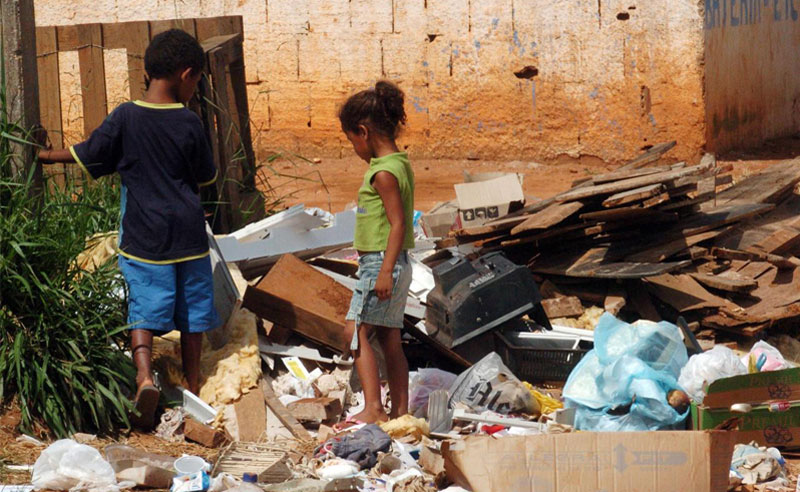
[337,81,415,428]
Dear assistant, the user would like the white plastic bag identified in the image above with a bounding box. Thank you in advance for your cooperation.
[408,368,458,417]
[448,352,537,415]
[678,345,747,403]
[32,439,128,492]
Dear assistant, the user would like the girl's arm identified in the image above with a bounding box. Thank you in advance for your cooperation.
[38,149,76,164]
[372,170,406,300]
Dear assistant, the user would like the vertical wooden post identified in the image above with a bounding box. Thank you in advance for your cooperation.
[1,0,41,186]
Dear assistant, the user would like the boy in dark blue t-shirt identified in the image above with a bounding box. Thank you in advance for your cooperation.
[39,29,220,429]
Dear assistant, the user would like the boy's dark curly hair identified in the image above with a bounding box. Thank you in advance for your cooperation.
[338,80,407,138]
[144,29,205,79]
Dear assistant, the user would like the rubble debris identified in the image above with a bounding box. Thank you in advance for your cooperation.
[730,442,787,486]
[287,398,343,425]
[184,418,229,448]
[212,443,293,484]
[260,376,313,441]
[155,407,187,443]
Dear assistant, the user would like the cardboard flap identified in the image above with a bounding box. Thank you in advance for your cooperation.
[702,367,800,409]
[455,174,524,210]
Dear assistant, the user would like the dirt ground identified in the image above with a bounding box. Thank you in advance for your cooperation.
[265,136,800,213]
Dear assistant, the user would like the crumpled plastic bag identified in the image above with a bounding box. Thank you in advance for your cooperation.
[408,368,458,417]
[678,345,747,403]
[743,340,792,372]
[32,439,131,492]
[448,352,538,415]
[563,313,689,432]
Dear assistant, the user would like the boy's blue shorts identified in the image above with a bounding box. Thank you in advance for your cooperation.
[118,254,220,333]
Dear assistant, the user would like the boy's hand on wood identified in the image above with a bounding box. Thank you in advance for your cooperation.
[374,270,394,300]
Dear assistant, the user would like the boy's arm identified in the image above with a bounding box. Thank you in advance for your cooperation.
[372,170,406,301]
[38,148,76,164]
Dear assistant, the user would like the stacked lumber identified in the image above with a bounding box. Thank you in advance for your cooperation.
[446,142,800,338]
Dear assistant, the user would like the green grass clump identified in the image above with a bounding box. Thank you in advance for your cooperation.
[1,71,135,437]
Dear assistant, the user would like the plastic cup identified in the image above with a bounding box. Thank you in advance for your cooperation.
[174,456,208,475]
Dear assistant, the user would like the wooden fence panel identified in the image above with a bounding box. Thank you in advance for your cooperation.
[35,26,64,186]
[102,21,149,100]
[76,23,107,135]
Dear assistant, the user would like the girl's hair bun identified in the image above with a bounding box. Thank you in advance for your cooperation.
[339,80,407,138]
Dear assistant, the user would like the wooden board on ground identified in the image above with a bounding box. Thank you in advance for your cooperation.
[644,274,742,313]
[510,201,584,235]
[622,141,677,169]
[626,228,731,263]
[531,246,692,278]
[689,271,758,293]
[541,296,584,318]
[705,158,800,210]
[259,376,312,441]
[233,390,267,442]
[243,254,350,353]
[579,207,677,222]
[602,184,665,208]
[555,161,715,203]
[455,215,529,237]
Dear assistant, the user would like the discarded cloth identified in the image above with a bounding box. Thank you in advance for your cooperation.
[315,424,392,469]
[563,313,689,431]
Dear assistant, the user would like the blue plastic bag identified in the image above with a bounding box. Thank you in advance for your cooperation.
[563,313,689,431]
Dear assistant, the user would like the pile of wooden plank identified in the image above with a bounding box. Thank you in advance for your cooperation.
[444,142,800,338]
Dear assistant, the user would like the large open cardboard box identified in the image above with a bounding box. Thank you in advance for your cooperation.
[691,367,800,447]
[442,430,736,492]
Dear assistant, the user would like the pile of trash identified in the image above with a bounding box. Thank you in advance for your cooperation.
[8,145,800,492]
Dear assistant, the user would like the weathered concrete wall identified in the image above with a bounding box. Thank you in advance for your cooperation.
[35,0,708,163]
[703,0,800,153]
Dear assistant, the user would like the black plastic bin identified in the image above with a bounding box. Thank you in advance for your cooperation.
[495,331,590,382]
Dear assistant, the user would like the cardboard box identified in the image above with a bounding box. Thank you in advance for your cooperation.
[691,367,800,447]
[442,431,735,492]
[454,174,524,228]
[421,200,459,238]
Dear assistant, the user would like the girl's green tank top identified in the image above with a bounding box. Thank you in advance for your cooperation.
[353,152,415,252]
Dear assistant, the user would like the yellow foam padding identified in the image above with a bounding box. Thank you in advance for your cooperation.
[380,414,430,441]
[152,308,262,407]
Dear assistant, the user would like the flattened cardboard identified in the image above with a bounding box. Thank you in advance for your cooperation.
[442,431,735,492]
[692,367,800,447]
[421,200,459,238]
[455,174,524,228]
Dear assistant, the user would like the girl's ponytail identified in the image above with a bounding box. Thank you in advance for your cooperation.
[339,80,406,138]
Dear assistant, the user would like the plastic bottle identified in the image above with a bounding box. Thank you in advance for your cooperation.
[226,473,262,492]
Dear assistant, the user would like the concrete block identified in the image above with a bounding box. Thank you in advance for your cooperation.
[267,83,312,130]
[268,0,311,34]
[299,33,382,84]
[392,0,427,35]
[259,35,300,83]
[308,0,350,33]
[426,0,470,38]
[382,35,428,85]
[349,0,394,33]
[469,0,513,40]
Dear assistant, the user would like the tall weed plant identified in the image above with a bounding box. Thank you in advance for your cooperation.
[0,50,135,437]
